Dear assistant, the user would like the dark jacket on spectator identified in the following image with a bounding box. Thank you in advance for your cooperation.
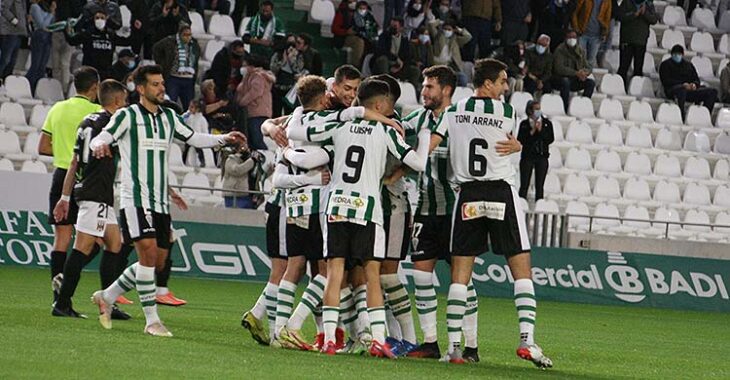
[57,0,86,21]
[0,0,28,36]
[536,0,575,51]
[517,117,554,159]
[148,1,191,45]
[659,57,700,96]
[374,32,413,64]
[613,0,657,46]
[462,0,501,22]
[301,47,323,76]
[111,60,135,82]
[153,34,201,80]
[552,41,590,77]
[66,27,128,78]
[526,48,553,83]
[81,0,123,32]
[502,0,531,22]
[206,46,244,98]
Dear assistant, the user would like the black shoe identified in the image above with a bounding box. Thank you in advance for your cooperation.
[111,304,132,320]
[406,341,441,359]
[52,304,88,319]
[463,347,480,363]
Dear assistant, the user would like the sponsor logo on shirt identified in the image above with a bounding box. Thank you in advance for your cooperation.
[461,201,506,221]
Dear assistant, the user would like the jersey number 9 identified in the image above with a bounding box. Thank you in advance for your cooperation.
[343,145,365,183]
[468,138,488,176]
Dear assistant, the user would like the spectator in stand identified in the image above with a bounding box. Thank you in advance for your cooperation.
[659,45,717,120]
[81,0,122,32]
[236,54,276,150]
[537,0,575,52]
[206,39,246,99]
[501,0,531,46]
[243,0,286,57]
[222,144,256,209]
[351,1,379,63]
[65,10,129,79]
[383,0,406,28]
[230,0,259,32]
[720,64,730,103]
[333,0,360,66]
[52,0,84,89]
[524,34,553,96]
[502,40,528,94]
[461,0,501,62]
[571,0,611,69]
[432,0,459,22]
[552,29,595,112]
[518,100,554,201]
[270,35,304,117]
[404,0,434,38]
[182,100,209,166]
[372,17,420,90]
[0,0,28,79]
[26,0,56,93]
[202,79,236,133]
[614,0,657,85]
[190,0,231,15]
[148,0,191,48]
[111,50,137,84]
[126,0,152,59]
[296,33,323,76]
[123,69,140,104]
[153,23,200,109]
[427,18,471,86]
[412,26,433,73]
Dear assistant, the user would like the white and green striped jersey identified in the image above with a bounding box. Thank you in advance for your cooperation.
[434,97,517,185]
[403,107,456,216]
[382,156,410,216]
[103,104,196,214]
[284,145,333,218]
[266,149,286,208]
[304,119,414,225]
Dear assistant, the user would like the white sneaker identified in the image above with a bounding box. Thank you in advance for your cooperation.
[144,322,173,337]
[516,342,553,369]
[91,290,112,330]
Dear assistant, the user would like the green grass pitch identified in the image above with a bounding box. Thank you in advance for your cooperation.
[0,266,728,379]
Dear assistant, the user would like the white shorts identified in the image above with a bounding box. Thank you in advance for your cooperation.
[75,201,117,238]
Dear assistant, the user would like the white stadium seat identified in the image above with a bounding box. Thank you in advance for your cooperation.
[189,11,214,40]
[714,159,730,180]
[310,0,336,25]
[510,91,533,117]
[181,172,212,197]
[690,8,717,30]
[683,156,711,180]
[624,178,652,202]
[661,29,686,50]
[655,128,683,151]
[0,130,28,161]
[624,152,653,175]
[597,98,624,121]
[4,75,42,106]
[452,87,473,103]
[564,173,592,198]
[23,132,40,156]
[543,173,562,195]
[0,158,14,171]
[594,150,622,173]
[203,39,226,62]
[663,6,689,27]
[565,122,593,144]
[625,127,653,149]
[713,133,730,154]
[691,56,715,81]
[541,94,565,116]
[622,205,652,229]
[720,10,730,31]
[593,176,621,199]
[719,34,730,55]
[170,144,194,174]
[599,74,626,96]
[603,48,620,72]
[21,159,47,173]
[548,146,562,169]
[627,100,654,123]
[716,108,730,129]
[653,207,682,231]
[654,155,682,177]
[683,131,711,153]
[565,201,590,231]
[714,185,730,208]
[628,76,655,98]
[35,78,65,103]
[656,103,683,126]
[689,32,716,55]
[0,102,29,133]
[595,124,623,146]
[29,105,50,130]
[715,212,730,235]
[684,210,711,232]
[685,105,713,128]
[208,14,238,41]
[564,148,593,170]
[568,96,594,118]
[534,199,559,213]
[397,81,419,109]
[683,182,712,206]
[594,203,621,229]
[653,180,682,204]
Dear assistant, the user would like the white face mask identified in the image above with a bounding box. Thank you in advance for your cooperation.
[358,9,368,16]
[413,3,422,11]
[348,1,356,9]
[95,19,106,30]
[419,34,430,44]
[536,45,547,55]
[240,67,248,77]
[566,38,577,47]
[126,82,135,92]
[443,30,453,38]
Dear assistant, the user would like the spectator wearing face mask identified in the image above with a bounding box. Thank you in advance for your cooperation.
[518,100,554,201]
[432,0,459,22]
[65,11,128,79]
[296,33,323,76]
[236,54,276,150]
[153,23,201,109]
[501,40,528,95]
[501,0,531,46]
[524,34,553,96]
[412,26,432,72]
[427,18,470,86]
[404,0,434,38]
[537,0,575,52]
[270,34,306,117]
[206,40,247,98]
[221,144,256,209]
[659,45,717,120]
[110,49,138,83]
[552,29,594,112]
[81,0,122,32]
[372,17,420,90]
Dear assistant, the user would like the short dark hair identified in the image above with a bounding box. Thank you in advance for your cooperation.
[261,0,274,8]
[245,54,268,69]
[134,64,164,86]
[423,65,457,96]
[391,16,404,26]
[473,58,507,88]
[334,64,361,83]
[298,33,312,47]
[371,74,400,103]
[98,79,127,106]
[357,79,391,106]
[296,75,327,108]
[525,100,539,117]
[230,39,245,50]
[73,66,100,93]
[671,44,684,55]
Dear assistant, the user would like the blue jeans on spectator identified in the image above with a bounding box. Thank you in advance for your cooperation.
[462,16,493,62]
[247,116,268,150]
[225,195,254,209]
[166,76,195,109]
[26,30,53,93]
[0,35,22,79]
[579,34,602,69]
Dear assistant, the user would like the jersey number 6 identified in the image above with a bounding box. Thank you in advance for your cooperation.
[343,145,365,183]
[468,138,488,176]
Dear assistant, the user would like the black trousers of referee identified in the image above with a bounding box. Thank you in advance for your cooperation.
[519,156,549,201]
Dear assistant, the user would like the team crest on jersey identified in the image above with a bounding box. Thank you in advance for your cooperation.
[96,220,105,232]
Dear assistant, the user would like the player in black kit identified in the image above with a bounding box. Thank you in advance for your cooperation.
[52,80,131,318]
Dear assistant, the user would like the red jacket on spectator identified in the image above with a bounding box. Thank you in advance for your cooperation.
[236,68,276,118]
[332,1,355,37]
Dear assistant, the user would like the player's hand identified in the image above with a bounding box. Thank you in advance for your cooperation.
[320,169,331,185]
[224,131,247,146]
[496,133,521,156]
[92,144,113,159]
[171,190,188,210]
[272,126,289,147]
[383,167,405,185]
[53,200,69,222]
[385,119,406,137]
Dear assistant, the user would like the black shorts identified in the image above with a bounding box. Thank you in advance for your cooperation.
[286,213,324,260]
[324,218,385,269]
[48,168,79,225]
[411,214,452,262]
[384,212,411,261]
[451,181,530,257]
[265,203,287,259]
[119,207,173,250]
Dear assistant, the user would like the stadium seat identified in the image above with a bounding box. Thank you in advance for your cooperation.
[540,94,565,116]
[602,48,620,72]
[29,104,50,130]
[713,133,730,154]
[597,98,624,121]
[238,17,251,37]
[170,144,194,174]
[199,39,226,72]
[22,132,40,156]
[565,201,590,232]
[621,205,652,229]
[568,96,594,118]
[716,108,730,129]
[563,147,592,170]
[690,7,718,31]
[627,100,654,123]
[683,209,711,232]
[181,172,213,199]
[654,154,682,177]
[714,185,730,208]
[720,10,730,31]
[0,130,29,161]
[452,86,472,103]
[4,76,42,106]
[647,27,658,49]
[641,52,657,77]
[691,56,716,81]
[714,212,730,235]
[552,119,565,141]
[625,127,653,149]
[534,199,559,213]
[719,34,730,55]
[593,176,621,200]
[510,91,533,117]
[663,6,688,27]
[593,203,621,230]
[653,180,681,204]
[208,14,238,41]
[660,29,686,50]
[683,182,712,207]
[0,158,14,171]
[624,152,653,175]
[563,173,592,199]
[628,76,655,98]
[598,74,626,96]
[548,146,562,169]
[623,177,652,202]
[565,121,593,144]
[689,32,717,55]
[543,173,562,195]
[595,124,623,146]
[683,131,711,153]
[592,150,622,175]
[685,105,713,128]
[20,159,46,173]
[655,128,683,151]
[683,156,711,180]
[396,81,419,113]
[310,0,336,25]
[714,158,729,180]
[653,206,682,233]
[189,11,214,41]
[0,102,30,133]
[35,78,64,103]
[656,103,683,125]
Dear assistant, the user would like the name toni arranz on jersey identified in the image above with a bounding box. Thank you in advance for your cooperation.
[455,114,503,128]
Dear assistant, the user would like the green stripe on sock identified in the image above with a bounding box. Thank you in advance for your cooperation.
[465,308,478,315]
[279,288,296,297]
[467,297,478,302]
[277,312,292,318]
[446,313,463,320]
[323,320,338,324]
[138,289,156,296]
[278,300,293,308]
[370,321,386,326]
[447,300,466,307]
[322,306,339,312]
[447,327,461,332]
[519,317,535,324]
[340,294,353,303]
[417,307,437,315]
[141,300,156,307]
[516,305,536,312]
[265,295,277,301]
[515,293,536,300]
[119,282,133,292]
[137,280,155,285]
[415,284,433,290]
[342,315,358,324]
[393,307,412,317]
[311,279,325,291]
[301,298,316,312]
[384,284,403,293]
[416,295,437,301]
[304,288,321,301]
[389,295,410,305]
